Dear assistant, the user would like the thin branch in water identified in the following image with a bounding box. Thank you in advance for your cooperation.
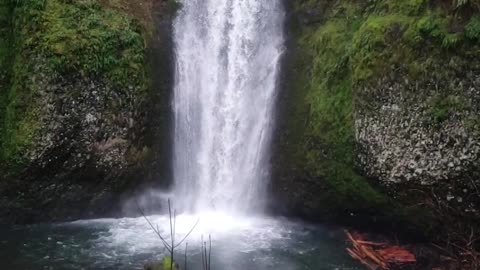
[204,241,208,270]
[208,234,212,270]
[184,242,188,270]
[168,199,174,270]
[155,223,171,250]
[201,235,205,270]
[174,209,177,244]
[135,200,172,251]
[137,198,200,270]
[174,218,200,249]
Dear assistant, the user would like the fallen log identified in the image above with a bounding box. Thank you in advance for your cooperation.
[378,246,416,263]
[348,248,379,270]
[345,230,416,270]
[357,240,387,247]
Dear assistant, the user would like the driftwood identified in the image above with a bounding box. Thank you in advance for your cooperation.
[345,230,416,270]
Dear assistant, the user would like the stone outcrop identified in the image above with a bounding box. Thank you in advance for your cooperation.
[273,0,480,238]
[0,0,174,223]
[356,75,480,217]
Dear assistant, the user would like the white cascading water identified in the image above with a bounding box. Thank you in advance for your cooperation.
[172,0,285,214]
[52,3,359,268]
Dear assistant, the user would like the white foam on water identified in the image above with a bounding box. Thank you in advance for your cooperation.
[74,212,296,255]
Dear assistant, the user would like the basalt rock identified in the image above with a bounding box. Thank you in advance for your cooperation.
[356,74,480,219]
[0,0,174,224]
[273,0,480,239]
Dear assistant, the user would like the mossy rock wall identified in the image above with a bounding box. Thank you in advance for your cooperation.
[0,0,173,223]
[274,0,480,237]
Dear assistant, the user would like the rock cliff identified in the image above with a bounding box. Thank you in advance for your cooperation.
[274,0,480,239]
[0,0,174,223]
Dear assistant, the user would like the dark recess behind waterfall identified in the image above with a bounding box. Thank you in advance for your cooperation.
[116,4,175,217]
[268,0,311,219]
[267,0,295,216]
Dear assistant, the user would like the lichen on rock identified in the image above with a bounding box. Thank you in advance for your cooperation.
[0,0,170,223]
[274,0,480,238]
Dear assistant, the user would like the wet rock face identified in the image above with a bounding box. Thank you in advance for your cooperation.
[27,62,144,180]
[0,0,175,224]
[272,0,480,239]
[0,58,150,223]
[355,73,480,217]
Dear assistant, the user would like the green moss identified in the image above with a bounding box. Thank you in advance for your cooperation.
[0,0,149,169]
[282,1,390,215]
[282,0,479,229]
[295,7,354,167]
[369,0,427,16]
[305,19,357,153]
[406,13,465,48]
[428,95,465,123]
[318,161,389,210]
[15,0,147,88]
[351,15,412,81]
[0,0,14,168]
[465,115,480,132]
[352,1,477,80]
[466,15,480,39]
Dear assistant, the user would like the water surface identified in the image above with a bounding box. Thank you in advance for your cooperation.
[1,214,363,270]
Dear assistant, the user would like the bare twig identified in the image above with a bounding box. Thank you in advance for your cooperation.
[136,199,200,270]
[173,218,200,249]
[201,234,212,270]
[184,242,188,270]
[201,235,205,270]
[169,199,174,270]
[204,241,208,270]
[208,235,212,270]
[135,200,172,250]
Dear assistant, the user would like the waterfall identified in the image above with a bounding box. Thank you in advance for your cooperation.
[172,0,284,214]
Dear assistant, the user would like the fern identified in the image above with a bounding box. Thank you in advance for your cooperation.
[466,16,480,39]
[442,33,462,48]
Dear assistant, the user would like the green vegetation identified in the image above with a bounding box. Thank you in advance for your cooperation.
[466,15,480,39]
[428,95,465,123]
[466,115,480,132]
[0,0,13,69]
[14,0,146,88]
[282,0,480,224]
[0,0,14,172]
[280,1,391,219]
[0,0,149,171]
[298,4,387,210]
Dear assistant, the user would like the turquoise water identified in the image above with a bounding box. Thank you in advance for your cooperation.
[0,214,363,270]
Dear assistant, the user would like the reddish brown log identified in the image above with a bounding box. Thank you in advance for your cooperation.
[348,248,379,270]
[357,240,387,246]
[345,230,416,269]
